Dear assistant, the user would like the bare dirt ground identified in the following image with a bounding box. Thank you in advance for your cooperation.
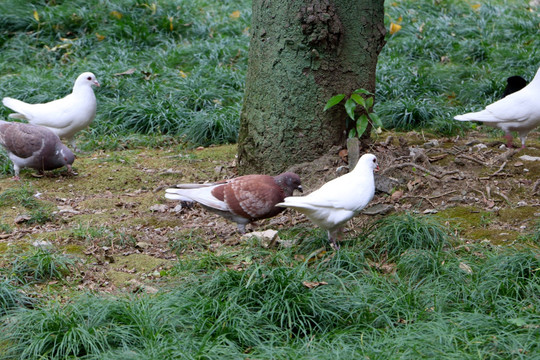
[0,130,539,293]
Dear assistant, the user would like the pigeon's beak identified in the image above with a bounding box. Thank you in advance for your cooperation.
[374,165,380,172]
[94,80,101,87]
[297,185,303,193]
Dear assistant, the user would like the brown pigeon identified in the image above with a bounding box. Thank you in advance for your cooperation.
[0,120,75,179]
[165,172,303,233]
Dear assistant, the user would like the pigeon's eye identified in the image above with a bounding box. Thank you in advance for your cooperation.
[373,159,376,163]
[87,76,92,81]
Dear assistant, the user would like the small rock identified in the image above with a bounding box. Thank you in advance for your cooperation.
[149,204,168,213]
[57,205,80,215]
[14,214,31,224]
[136,241,152,249]
[172,204,183,213]
[362,203,394,216]
[375,174,400,194]
[423,209,438,214]
[473,143,487,150]
[422,140,439,148]
[517,201,527,206]
[32,240,53,248]
[514,161,524,167]
[519,155,540,162]
[241,230,279,248]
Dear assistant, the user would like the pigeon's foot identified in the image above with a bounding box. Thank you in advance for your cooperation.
[66,165,78,176]
[237,223,247,234]
[11,175,20,181]
[504,133,514,148]
[328,234,340,250]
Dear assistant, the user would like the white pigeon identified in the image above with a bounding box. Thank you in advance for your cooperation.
[2,72,100,151]
[165,172,303,233]
[0,120,75,179]
[277,153,379,249]
[454,67,540,148]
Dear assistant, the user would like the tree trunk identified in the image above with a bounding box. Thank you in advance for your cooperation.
[238,0,386,174]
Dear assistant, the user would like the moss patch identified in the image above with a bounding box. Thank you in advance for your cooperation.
[106,254,172,286]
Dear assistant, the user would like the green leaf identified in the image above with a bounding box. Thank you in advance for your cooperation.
[370,113,383,128]
[350,93,366,108]
[365,96,374,109]
[353,88,372,96]
[348,128,357,138]
[345,98,357,120]
[324,94,345,111]
[356,114,369,137]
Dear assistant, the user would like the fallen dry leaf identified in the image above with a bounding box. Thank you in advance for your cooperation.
[302,281,328,289]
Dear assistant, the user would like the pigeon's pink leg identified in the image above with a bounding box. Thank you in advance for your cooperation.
[504,133,514,148]
[328,229,343,250]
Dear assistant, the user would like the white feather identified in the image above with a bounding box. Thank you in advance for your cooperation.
[2,72,99,150]
[454,66,540,147]
[277,153,378,245]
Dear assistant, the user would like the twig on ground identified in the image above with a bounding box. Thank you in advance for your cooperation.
[490,161,507,177]
[401,194,436,207]
[456,154,487,166]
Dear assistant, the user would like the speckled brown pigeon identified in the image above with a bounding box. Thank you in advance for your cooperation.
[165,172,303,233]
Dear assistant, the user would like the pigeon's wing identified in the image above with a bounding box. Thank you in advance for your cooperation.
[482,91,537,123]
[219,175,285,220]
[0,123,45,159]
[456,89,538,123]
[3,95,80,129]
[165,186,229,211]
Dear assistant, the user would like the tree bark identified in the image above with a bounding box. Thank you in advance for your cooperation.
[237,0,386,174]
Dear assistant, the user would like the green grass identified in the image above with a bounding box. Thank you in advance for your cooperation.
[0,278,32,316]
[1,239,538,359]
[362,212,450,260]
[8,247,79,285]
[1,0,537,152]
[377,0,540,133]
[0,184,55,224]
[0,0,249,148]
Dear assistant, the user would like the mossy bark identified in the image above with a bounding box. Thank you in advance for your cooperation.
[238,0,386,174]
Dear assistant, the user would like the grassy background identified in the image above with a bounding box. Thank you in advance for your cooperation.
[0,0,250,148]
[0,0,539,359]
[1,0,538,150]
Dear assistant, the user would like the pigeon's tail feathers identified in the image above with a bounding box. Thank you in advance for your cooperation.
[2,97,29,116]
[174,182,218,189]
[454,110,499,123]
[276,197,321,211]
[165,187,228,211]
[8,113,27,120]
[164,192,194,202]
